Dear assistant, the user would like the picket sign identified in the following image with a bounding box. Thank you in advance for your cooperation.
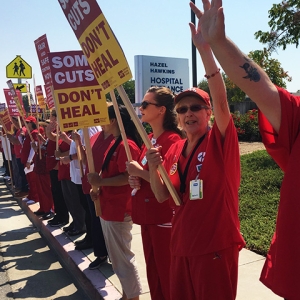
[109,90,139,196]
[55,124,59,151]
[6,80,34,143]
[33,75,42,160]
[75,133,84,178]
[83,128,101,216]
[17,116,22,130]
[26,81,32,116]
[109,91,132,160]
[0,119,13,186]
[117,86,181,206]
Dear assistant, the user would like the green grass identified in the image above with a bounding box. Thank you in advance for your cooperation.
[239,150,284,256]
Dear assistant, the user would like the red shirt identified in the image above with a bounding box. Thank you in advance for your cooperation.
[20,129,38,165]
[14,128,23,158]
[57,136,71,181]
[46,139,58,172]
[34,146,47,174]
[82,131,114,194]
[259,87,300,298]
[163,118,245,256]
[131,131,181,225]
[100,138,140,222]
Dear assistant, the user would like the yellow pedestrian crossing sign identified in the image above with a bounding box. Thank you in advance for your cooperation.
[6,55,32,79]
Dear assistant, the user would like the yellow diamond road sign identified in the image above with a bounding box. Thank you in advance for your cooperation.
[6,55,32,79]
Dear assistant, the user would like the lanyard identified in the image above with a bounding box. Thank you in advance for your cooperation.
[178,134,206,194]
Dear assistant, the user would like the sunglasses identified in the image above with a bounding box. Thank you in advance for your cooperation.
[140,101,159,109]
[176,104,209,114]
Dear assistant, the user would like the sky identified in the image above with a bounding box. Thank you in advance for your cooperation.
[0,0,299,105]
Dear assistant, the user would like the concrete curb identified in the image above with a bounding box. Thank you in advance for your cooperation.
[11,185,121,300]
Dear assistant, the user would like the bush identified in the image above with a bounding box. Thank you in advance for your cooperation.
[232,109,261,142]
[239,150,283,255]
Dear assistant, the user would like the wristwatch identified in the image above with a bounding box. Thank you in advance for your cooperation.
[69,154,73,161]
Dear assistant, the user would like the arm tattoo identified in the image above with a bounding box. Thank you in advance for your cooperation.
[239,62,260,82]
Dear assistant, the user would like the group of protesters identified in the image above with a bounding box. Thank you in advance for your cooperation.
[0,0,299,299]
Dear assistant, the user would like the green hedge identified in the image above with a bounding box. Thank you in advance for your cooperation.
[239,150,283,255]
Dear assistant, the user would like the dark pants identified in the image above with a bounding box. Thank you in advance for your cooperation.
[12,155,22,190]
[86,194,108,257]
[76,184,92,240]
[61,180,85,232]
[16,158,28,192]
[2,152,8,176]
[50,170,69,222]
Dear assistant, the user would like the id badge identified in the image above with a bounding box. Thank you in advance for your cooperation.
[189,179,203,200]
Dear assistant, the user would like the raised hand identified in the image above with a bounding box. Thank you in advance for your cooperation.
[190,0,225,45]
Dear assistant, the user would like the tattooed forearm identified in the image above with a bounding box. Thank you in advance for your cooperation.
[239,59,260,82]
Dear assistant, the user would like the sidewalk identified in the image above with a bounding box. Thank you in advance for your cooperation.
[2,177,280,300]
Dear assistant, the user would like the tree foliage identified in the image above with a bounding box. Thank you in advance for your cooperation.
[105,79,135,104]
[22,94,33,113]
[248,49,291,88]
[199,50,291,103]
[254,0,300,51]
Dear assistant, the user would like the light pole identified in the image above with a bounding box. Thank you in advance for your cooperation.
[191,0,197,87]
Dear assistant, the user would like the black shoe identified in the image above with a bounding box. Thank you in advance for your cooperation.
[89,256,108,269]
[75,238,86,245]
[75,241,93,250]
[34,210,46,216]
[42,212,55,220]
[63,224,74,232]
[49,218,68,227]
[67,229,86,236]
[14,190,29,198]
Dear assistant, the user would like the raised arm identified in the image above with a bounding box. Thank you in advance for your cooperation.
[191,0,281,133]
[190,2,229,137]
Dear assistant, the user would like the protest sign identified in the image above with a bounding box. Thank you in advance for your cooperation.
[44,84,55,110]
[48,50,109,131]
[57,0,181,206]
[6,80,34,142]
[58,0,132,95]
[31,104,43,114]
[34,34,52,86]
[0,103,6,111]
[35,85,46,109]
[3,88,25,117]
[0,109,14,135]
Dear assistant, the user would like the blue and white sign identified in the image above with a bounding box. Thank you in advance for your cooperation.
[134,55,189,104]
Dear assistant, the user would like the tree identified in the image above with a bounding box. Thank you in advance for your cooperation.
[254,0,300,51]
[203,50,291,103]
[199,72,253,103]
[22,94,33,113]
[248,49,291,88]
[105,79,135,104]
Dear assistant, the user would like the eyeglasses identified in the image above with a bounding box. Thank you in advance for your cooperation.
[176,104,209,114]
[140,101,159,109]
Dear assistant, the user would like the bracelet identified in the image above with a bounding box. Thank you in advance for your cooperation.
[204,68,220,79]
[69,154,73,161]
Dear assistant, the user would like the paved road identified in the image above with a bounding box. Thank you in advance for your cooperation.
[0,177,89,300]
